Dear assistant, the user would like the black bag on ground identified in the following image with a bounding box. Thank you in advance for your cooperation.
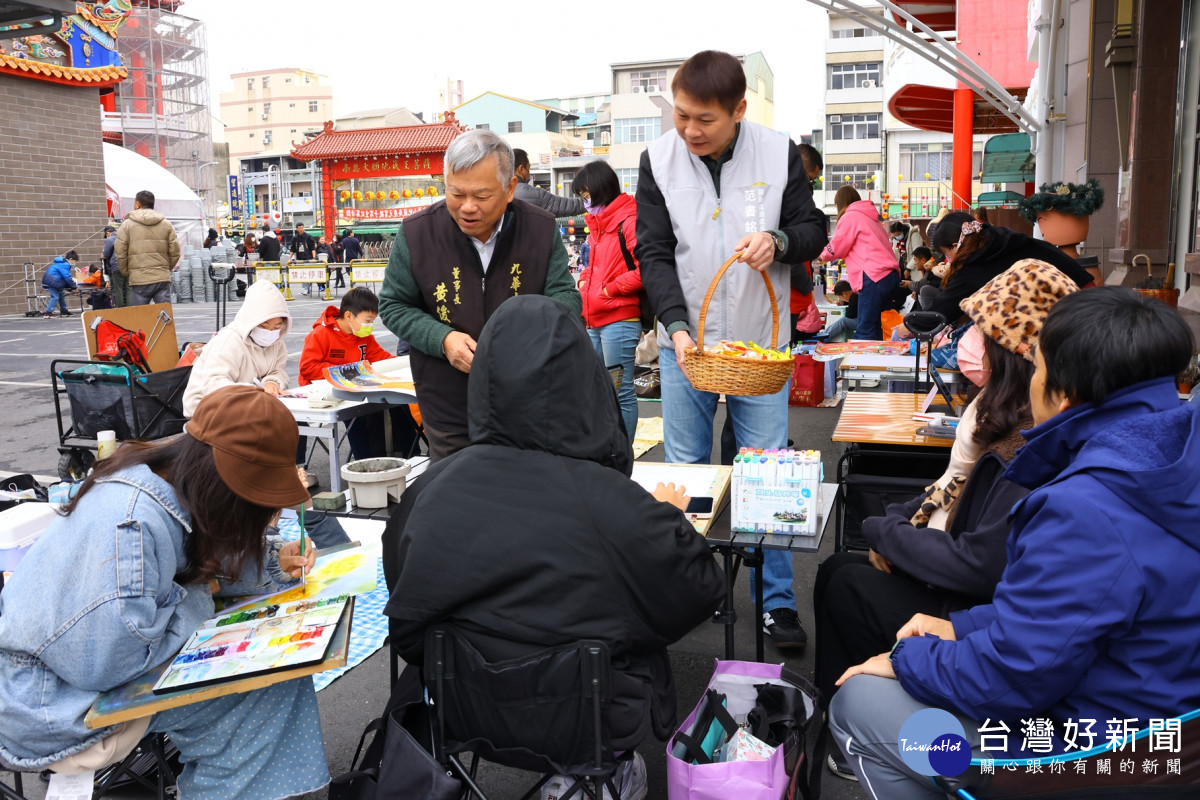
[329,665,461,800]
[633,367,660,399]
[0,473,48,512]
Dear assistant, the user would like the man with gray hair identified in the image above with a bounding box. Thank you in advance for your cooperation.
[379,128,582,459]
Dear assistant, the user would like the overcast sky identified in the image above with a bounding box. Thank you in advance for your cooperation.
[183,0,830,138]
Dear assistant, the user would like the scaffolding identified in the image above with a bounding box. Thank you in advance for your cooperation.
[107,0,216,221]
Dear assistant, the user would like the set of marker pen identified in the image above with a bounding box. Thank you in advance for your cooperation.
[731,448,822,536]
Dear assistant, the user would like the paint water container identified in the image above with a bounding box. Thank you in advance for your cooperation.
[96,429,117,460]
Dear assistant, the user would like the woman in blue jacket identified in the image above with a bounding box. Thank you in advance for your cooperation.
[829,288,1200,798]
[41,250,79,318]
[0,386,327,800]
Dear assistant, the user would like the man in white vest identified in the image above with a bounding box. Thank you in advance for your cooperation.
[636,50,827,650]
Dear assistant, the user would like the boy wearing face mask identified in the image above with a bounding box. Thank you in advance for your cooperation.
[183,280,293,417]
[299,287,420,459]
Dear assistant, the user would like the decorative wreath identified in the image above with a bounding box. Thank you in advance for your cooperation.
[1017,178,1104,224]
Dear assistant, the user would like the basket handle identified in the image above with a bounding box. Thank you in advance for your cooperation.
[1133,253,1152,276]
[694,253,779,354]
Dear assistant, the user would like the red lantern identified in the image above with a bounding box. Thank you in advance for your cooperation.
[882,193,890,202]
[567,226,575,234]
[881,210,889,219]
[900,202,909,211]
[567,218,576,226]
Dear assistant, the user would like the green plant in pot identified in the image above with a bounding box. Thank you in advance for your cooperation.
[1017,178,1105,259]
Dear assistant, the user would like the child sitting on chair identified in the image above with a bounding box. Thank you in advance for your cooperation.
[299,287,420,459]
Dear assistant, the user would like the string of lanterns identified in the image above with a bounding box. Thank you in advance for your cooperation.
[338,187,439,203]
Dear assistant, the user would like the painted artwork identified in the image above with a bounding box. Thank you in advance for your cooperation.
[324,360,415,393]
[217,544,380,615]
[152,596,349,694]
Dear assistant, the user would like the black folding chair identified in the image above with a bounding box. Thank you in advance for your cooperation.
[425,625,630,800]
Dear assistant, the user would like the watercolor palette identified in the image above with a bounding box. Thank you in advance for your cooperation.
[152,595,350,694]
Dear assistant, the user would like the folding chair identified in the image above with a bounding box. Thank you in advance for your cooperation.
[424,625,631,800]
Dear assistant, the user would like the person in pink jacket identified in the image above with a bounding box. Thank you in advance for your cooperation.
[575,160,644,439]
[819,186,900,340]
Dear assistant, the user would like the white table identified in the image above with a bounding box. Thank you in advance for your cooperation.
[279,395,385,494]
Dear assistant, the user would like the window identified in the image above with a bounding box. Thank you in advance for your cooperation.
[508,121,523,133]
[614,116,659,144]
[263,102,271,115]
[309,101,319,113]
[285,77,293,84]
[290,128,298,133]
[630,69,667,92]
[246,77,254,89]
[617,168,639,195]
[898,143,952,181]
[827,113,880,140]
[475,123,490,130]
[826,163,880,191]
[829,63,881,90]
[262,76,270,89]
[831,27,870,38]
[249,131,256,138]
[289,103,296,108]
[247,105,254,112]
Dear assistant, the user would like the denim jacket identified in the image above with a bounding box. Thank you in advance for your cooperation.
[0,465,299,769]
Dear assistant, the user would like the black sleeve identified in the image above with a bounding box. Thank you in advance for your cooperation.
[929,267,983,324]
[790,262,813,293]
[634,149,689,330]
[847,293,859,318]
[1027,236,1094,287]
[776,141,829,264]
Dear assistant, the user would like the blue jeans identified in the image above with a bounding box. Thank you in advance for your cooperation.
[659,350,796,612]
[854,271,900,341]
[826,315,858,341]
[46,287,69,314]
[588,320,640,440]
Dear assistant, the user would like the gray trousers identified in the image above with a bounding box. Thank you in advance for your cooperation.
[423,422,470,463]
[828,674,982,799]
[131,281,170,305]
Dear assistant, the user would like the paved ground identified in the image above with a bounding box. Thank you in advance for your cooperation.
[0,295,867,800]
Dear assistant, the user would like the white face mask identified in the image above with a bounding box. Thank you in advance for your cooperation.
[250,326,281,347]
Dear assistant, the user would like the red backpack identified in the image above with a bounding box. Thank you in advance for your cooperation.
[94,319,152,373]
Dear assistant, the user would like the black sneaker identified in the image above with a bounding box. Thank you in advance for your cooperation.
[827,752,859,781]
[59,311,72,317]
[762,607,807,650]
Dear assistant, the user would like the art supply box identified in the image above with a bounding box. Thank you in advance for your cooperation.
[731,449,822,536]
[0,502,56,571]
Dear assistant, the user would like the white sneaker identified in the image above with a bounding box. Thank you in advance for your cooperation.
[540,752,646,800]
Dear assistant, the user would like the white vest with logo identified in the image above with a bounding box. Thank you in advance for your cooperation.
[646,120,790,350]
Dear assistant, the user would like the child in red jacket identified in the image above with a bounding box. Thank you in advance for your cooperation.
[299,287,420,459]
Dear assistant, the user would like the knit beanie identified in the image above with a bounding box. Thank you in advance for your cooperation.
[959,258,1079,361]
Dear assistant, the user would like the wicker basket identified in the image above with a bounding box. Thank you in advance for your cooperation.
[1132,254,1179,308]
[682,254,795,396]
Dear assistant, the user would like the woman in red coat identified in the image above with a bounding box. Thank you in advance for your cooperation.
[574,160,643,440]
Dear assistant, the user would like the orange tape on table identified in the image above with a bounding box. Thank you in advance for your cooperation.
[832,392,953,448]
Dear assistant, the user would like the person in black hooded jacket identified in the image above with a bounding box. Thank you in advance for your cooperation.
[923,212,1093,326]
[383,294,725,750]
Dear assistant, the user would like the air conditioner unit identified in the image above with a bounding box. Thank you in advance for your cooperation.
[261,113,269,120]
[830,115,843,123]
[262,137,270,145]
[862,80,877,89]
[632,86,642,93]
[647,84,659,92]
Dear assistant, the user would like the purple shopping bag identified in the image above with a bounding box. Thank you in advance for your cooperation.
[666,660,819,800]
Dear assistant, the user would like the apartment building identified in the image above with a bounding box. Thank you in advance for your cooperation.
[220,68,333,159]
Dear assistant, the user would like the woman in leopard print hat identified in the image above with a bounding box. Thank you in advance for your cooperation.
[814,259,1078,761]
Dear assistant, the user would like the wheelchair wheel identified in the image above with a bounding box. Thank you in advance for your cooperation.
[57,447,95,481]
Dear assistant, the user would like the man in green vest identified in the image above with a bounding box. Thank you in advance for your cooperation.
[379,129,582,460]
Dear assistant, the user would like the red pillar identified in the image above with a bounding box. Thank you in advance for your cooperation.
[321,163,336,243]
[952,86,974,210]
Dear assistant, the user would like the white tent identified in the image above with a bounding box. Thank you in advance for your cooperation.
[103,143,205,249]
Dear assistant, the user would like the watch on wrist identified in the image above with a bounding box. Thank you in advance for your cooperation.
[770,231,786,257]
